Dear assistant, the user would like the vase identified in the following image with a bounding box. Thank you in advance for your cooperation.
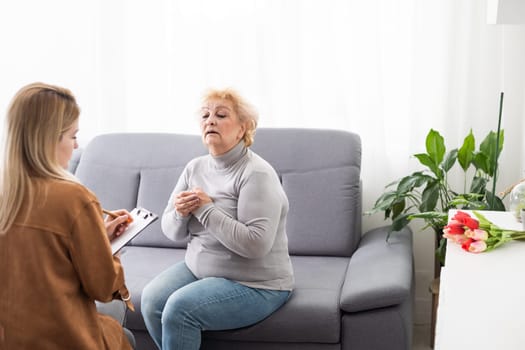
[509,181,525,221]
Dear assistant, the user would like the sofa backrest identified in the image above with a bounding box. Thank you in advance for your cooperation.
[74,128,362,257]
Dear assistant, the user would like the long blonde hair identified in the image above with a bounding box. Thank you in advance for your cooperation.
[202,88,259,147]
[0,82,80,234]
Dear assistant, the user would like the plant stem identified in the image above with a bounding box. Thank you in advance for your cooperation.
[491,92,504,209]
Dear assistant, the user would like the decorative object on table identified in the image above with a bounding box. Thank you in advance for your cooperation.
[368,93,506,270]
[507,179,525,221]
[443,210,525,253]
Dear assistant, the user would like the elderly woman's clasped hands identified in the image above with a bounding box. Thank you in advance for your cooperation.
[174,188,211,217]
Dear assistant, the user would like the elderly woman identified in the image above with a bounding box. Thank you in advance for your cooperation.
[0,82,135,349]
[141,88,294,350]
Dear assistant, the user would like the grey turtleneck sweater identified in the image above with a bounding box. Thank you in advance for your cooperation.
[161,141,294,291]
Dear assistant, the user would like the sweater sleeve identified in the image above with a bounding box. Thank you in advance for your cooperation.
[161,167,192,242]
[193,170,283,259]
[69,200,129,303]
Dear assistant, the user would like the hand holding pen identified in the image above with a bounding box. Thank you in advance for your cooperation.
[102,209,133,241]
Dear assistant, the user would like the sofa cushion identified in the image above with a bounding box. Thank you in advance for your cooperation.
[133,167,187,248]
[252,129,362,256]
[204,255,348,344]
[121,247,349,344]
[251,129,361,174]
[282,166,360,256]
[75,162,140,211]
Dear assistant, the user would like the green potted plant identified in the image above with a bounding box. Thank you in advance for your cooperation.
[368,128,506,270]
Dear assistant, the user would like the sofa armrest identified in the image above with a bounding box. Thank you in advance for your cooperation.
[340,226,413,313]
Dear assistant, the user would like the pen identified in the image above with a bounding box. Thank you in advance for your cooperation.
[102,209,133,223]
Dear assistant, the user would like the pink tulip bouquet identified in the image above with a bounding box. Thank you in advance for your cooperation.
[442,210,525,253]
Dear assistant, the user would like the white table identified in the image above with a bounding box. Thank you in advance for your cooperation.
[434,210,525,350]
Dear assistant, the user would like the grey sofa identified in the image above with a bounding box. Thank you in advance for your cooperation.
[70,128,414,350]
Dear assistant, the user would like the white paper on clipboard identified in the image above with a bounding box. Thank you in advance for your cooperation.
[111,207,158,254]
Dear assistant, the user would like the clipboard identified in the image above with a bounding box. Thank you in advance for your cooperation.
[111,207,158,254]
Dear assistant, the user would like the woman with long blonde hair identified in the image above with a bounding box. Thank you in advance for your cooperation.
[0,82,134,349]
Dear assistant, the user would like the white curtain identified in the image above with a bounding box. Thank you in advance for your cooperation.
[1,0,525,324]
[2,0,524,225]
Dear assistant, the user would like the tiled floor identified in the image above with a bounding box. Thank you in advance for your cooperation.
[413,323,432,350]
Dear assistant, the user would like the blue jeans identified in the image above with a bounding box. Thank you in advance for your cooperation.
[141,261,291,350]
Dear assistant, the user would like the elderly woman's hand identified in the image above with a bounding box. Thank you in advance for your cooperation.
[175,188,212,217]
[175,190,200,217]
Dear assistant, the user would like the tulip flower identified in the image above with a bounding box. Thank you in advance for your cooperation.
[461,238,474,252]
[443,223,465,235]
[443,232,469,244]
[468,240,488,253]
[464,229,489,241]
[442,211,525,254]
[451,211,479,230]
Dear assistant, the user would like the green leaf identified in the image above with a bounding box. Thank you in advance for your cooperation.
[485,190,506,211]
[448,193,486,210]
[409,211,448,222]
[479,130,504,177]
[425,129,446,165]
[472,152,490,174]
[442,149,458,172]
[397,174,424,194]
[470,176,488,194]
[458,130,475,171]
[420,181,439,212]
[480,130,504,157]
[472,211,493,226]
[409,211,448,229]
[391,199,407,219]
[414,153,443,179]
[369,192,398,213]
[391,214,411,232]
[413,172,434,187]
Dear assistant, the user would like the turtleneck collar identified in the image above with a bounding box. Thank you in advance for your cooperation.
[210,141,247,170]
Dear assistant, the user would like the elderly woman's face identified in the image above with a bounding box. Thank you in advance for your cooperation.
[200,98,246,156]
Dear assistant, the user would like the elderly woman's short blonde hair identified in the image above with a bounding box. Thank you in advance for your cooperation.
[201,88,259,147]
